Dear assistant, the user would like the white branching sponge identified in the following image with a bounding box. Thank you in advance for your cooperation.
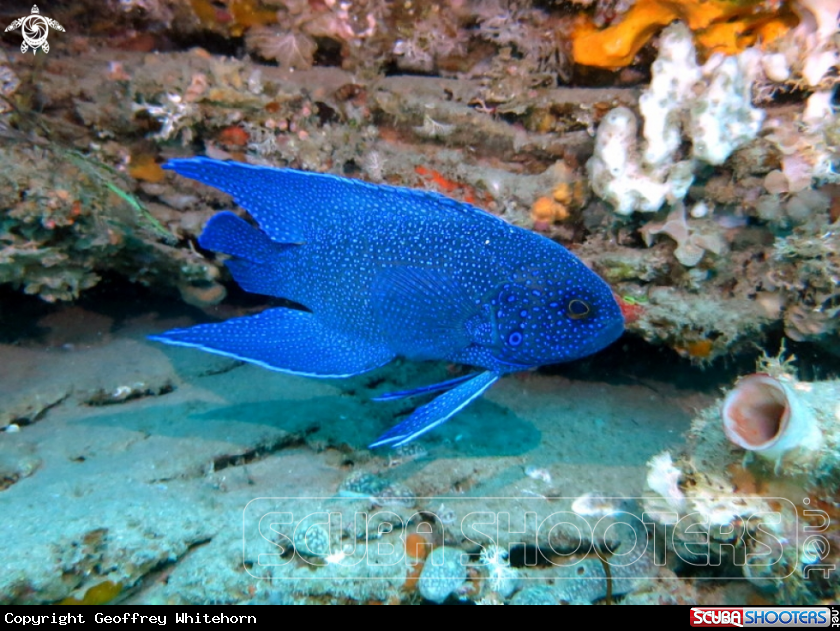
[588,22,765,215]
[689,50,764,166]
[587,107,693,216]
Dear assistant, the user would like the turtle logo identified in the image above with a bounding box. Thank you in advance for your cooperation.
[5,5,65,54]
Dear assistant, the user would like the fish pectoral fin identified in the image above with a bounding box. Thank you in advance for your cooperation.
[369,371,499,448]
[149,307,394,378]
[372,265,478,360]
[372,373,478,401]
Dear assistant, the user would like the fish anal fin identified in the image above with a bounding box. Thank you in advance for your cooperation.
[150,308,394,377]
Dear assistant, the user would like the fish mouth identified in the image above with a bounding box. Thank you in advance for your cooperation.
[581,319,625,356]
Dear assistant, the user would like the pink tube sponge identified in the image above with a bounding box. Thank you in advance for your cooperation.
[721,373,823,465]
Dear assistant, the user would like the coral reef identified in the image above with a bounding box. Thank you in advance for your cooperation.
[478,544,520,598]
[646,351,840,605]
[0,138,220,303]
[0,0,838,606]
[0,0,835,365]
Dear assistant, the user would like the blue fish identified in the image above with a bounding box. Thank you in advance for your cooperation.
[150,158,624,447]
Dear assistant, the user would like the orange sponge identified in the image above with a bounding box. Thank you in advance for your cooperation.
[572,0,797,68]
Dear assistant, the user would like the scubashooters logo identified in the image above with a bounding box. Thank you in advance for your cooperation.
[5,5,65,54]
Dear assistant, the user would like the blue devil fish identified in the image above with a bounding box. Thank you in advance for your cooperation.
[151,158,624,447]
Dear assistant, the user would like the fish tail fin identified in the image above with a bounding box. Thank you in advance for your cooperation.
[199,211,292,297]
[199,211,289,261]
[165,158,309,243]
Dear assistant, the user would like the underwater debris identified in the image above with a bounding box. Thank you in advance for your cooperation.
[640,203,726,267]
[338,471,386,498]
[572,492,626,518]
[478,544,520,598]
[529,177,588,232]
[0,448,41,491]
[246,26,317,70]
[338,471,415,507]
[293,520,334,559]
[188,0,278,37]
[769,223,840,348]
[58,580,123,606]
[413,114,457,140]
[763,105,840,194]
[0,50,20,115]
[132,93,198,143]
[387,442,429,468]
[242,0,381,70]
[418,546,467,603]
[85,381,175,406]
[551,556,648,605]
[645,451,686,515]
[509,585,558,605]
[524,465,552,484]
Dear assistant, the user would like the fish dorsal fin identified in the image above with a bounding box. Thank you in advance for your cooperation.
[163,158,501,244]
[371,265,479,361]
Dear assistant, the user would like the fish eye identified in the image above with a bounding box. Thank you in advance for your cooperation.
[567,299,591,320]
[507,331,523,346]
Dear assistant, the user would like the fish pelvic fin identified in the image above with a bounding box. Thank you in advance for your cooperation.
[372,373,477,402]
[369,371,499,448]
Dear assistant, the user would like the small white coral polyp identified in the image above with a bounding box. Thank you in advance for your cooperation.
[721,374,822,465]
